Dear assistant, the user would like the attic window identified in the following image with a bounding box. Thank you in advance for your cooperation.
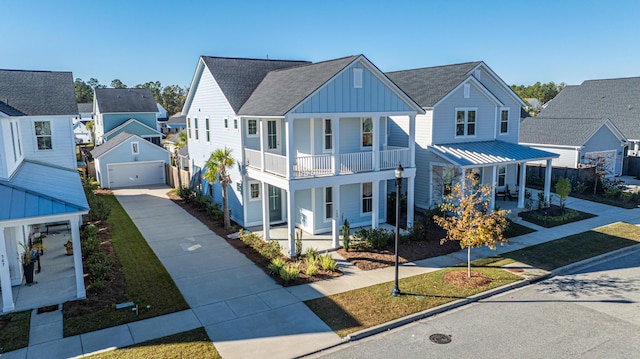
[464,84,470,98]
[474,69,481,80]
[353,68,363,88]
[131,141,140,155]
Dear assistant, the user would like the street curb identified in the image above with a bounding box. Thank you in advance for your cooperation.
[549,242,640,277]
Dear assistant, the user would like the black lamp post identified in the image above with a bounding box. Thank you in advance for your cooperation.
[391,163,404,297]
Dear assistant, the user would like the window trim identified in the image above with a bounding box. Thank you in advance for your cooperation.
[353,68,363,88]
[323,118,333,153]
[233,118,238,130]
[247,119,259,137]
[361,117,373,149]
[499,108,509,135]
[454,108,477,138]
[498,165,506,187]
[205,118,210,142]
[131,141,140,155]
[224,117,228,129]
[34,120,53,150]
[361,182,373,215]
[324,186,333,221]
[194,117,199,140]
[249,181,261,201]
[187,117,191,139]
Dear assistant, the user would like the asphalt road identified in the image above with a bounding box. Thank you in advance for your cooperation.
[311,250,640,359]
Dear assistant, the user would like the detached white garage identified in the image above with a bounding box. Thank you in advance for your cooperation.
[91,132,171,189]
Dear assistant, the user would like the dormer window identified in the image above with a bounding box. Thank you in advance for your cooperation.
[34,121,52,150]
[455,109,476,137]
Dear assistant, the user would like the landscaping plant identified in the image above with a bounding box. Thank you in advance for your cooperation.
[555,177,571,212]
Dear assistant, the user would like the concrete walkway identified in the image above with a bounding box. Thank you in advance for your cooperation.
[5,186,640,358]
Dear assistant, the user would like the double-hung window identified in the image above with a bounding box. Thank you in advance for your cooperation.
[34,121,52,150]
[324,187,333,220]
[224,118,228,129]
[362,182,373,214]
[455,109,476,137]
[361,117,373,148]
[249,182,260,201]
[498,166,506,187]
[205,118,210,142]
[194,118,199,140]
[247,119,258,136]
[500,109,509,134]
[323,119,332,152]
[233,119,238,130]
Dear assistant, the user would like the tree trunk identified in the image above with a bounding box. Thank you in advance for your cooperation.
[467,247,471,278]
[222,183,230,228]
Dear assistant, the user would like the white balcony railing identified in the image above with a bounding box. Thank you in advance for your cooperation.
[264,152,287,176]
[244,149,262,169]
[294,154,332,177]
[380,148,409,170]
[340,151,373,174]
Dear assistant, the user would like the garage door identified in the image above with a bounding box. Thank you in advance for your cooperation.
[585,150,616,176]
[108,161,165,188]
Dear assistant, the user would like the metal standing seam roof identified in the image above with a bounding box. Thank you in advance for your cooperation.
[0,161,89,221]
[94,88,158,113]
[0,69,77,116]
[429,140,559,167]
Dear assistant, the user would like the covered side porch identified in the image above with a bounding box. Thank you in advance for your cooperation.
[428,140,560,209]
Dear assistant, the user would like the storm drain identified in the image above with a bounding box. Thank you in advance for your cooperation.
[429,333,452,344]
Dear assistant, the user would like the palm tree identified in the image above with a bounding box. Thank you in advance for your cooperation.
[176,130,187,149]
[174,130,188,188]
[85,120,95,144]
[203,147,235,228]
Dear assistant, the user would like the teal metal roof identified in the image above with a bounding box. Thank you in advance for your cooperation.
[429,140,559,167]
[0,161,89,221]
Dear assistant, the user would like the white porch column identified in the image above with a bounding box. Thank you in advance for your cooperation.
[408,114,416,167]
[332,185,341,248]
[371,180,379,229]
[287,188,296,257]
[407,176,415,228]
[373,117,380,171]
[70,218,86,299]
[259,119,266,172]
[0,226,15,312]
[490,165,497,211]
[544,159,552,203]
[332,117,340,175]
[262,181,270,241]
[285,117,293,179]
[518,162,527,208]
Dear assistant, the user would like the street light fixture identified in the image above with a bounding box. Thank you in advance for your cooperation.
[391,162,404,297]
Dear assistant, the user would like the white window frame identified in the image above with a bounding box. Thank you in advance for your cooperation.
[131,141,140,155]
[454,108,477,138]
[187,117,191,139]
[249,181,260,201]
[498,165,506,187]
[233,118,238,130]
[353,68,363,88]
[205,118,210,142]
[224,117,228,129]
[499,108,509,135]
[10,122,18,162]
[323,118,333,153]
[194,117,199,140]
[247,119,259,137]
[34,120,53,150]
[464,83,471,98]
[324,186,333,221]
[361,117,373,149]
[361,182,373,215]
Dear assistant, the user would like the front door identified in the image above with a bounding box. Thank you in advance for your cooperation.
[268,185,282,222]
[267,120,280,154]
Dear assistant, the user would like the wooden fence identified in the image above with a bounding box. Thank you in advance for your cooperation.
[623,156,640,177]
[165,164,190,189]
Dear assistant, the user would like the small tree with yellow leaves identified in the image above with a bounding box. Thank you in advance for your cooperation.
[433,173,510,278]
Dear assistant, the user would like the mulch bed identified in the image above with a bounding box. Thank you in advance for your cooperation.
[444,270,492,288]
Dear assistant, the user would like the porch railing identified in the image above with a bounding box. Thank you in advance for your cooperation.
[264,152,287,176]
[380,148,409,170]
[244,149,262,169]
[294,154,332,177]
[341,152,373,174]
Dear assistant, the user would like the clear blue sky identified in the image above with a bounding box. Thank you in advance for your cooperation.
[2,0,639,88]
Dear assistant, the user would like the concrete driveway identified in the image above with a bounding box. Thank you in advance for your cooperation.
[113,186,341,359]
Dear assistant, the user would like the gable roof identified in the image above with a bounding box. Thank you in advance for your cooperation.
[538,78,640,139]
[91,131,169,159]
[520,117,626,147]
[238,55,360,116]
[386,61,482,107]
[0,69,77,116]
[167,113,186,125]
[94,88,158,113]
[201,56,309,113]
[103,118,162,138]
[77,102,93,113]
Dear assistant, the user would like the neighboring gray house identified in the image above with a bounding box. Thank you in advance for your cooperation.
[387,61,558,210]
[520,118,627,176]
[91,132,171,188]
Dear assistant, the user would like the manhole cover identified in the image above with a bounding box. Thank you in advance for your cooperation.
[429,333,452,344]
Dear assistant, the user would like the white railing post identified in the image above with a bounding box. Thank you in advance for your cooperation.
[373,116,380,171]
[260,119,266,172]
[333,117,340,175]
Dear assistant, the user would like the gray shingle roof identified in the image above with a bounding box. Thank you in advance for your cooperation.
[519,117,621,146]
[0,69,77,116]
[167,113,186,125]
[386,61,482,107]
[238,55,360,116]
[201,56,310,113]
[77,102,93,113]
[91,131,136,158]
[94,88,158,113]
[538,77,640,140]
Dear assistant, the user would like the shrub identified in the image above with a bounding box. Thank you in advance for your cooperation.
[305,261,319,276]
[81,236,101,258]
[90,279,106,293]
[259,240,282,261]
[295,228,303,258]
[524,190,533,211]
[279,262,300,281]
[603,187,621,199]
[176,186,195,202]
[81,224,98,240]
[575,181,588,194]
[319,253,337,272]
[353,228,392,249]
[192,192,211,210]
[555,177,571,210]
[205,202,223,221]
[341,219,350,251]
[86,193,111,222]
[424,206,444,227]
[537,192,547,209]
[268,257,286,275]
[239,230,261,248]
[87,252,113,282]
[305,247,319,261]
[620,191,635,202]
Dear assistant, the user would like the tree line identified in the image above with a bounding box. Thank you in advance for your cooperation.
[510,81,566,107]
[75,78,187,117]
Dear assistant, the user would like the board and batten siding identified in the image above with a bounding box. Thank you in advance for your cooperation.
[186,65,246,226]
[292,61,413,114]
[18,115,76,171]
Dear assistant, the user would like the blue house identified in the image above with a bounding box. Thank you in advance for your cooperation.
[183,55,424,255]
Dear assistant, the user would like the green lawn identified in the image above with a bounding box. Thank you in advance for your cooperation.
[504,220,536,238]
[0,310,31,353]
[306,221,640,338]
[64,194,189,336]
[85,328,220,359]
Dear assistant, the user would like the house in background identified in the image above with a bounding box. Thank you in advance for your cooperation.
[73,120,91,143]
[166,113,186,134]
[520,117,627,176]
[183,55,423,255]
[92,88,170,188]
[156,103,169,134]
[0,69,88,312]
[387,62,558,209]
[76,102,93,120]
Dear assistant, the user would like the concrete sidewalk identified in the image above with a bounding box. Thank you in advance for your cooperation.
[6,186,640,359]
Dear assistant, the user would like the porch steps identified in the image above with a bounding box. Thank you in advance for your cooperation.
[29,304,63,346]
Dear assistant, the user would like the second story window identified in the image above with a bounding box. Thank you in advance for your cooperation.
[324,119,332,152]
[500,109,509,134]
[224,118,228,129]
[34,121,52,150]
[187,117,191,139]
[455,109,476,137]
[362,117,373,148]
[234,119,238,130]
[205,118,210,142]
[247,119,258,136]
[194,117,199,140]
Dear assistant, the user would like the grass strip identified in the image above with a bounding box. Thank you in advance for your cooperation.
[518,208,595,228]
[0,310,31,353]
[504,220,536,238]
[85,328,220,359]
[64,195,189,336]
[305,267,521,337]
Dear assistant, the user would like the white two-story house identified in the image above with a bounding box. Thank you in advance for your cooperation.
[387,62,558,209]
[0,69,89,312]
[183,55,423,255]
